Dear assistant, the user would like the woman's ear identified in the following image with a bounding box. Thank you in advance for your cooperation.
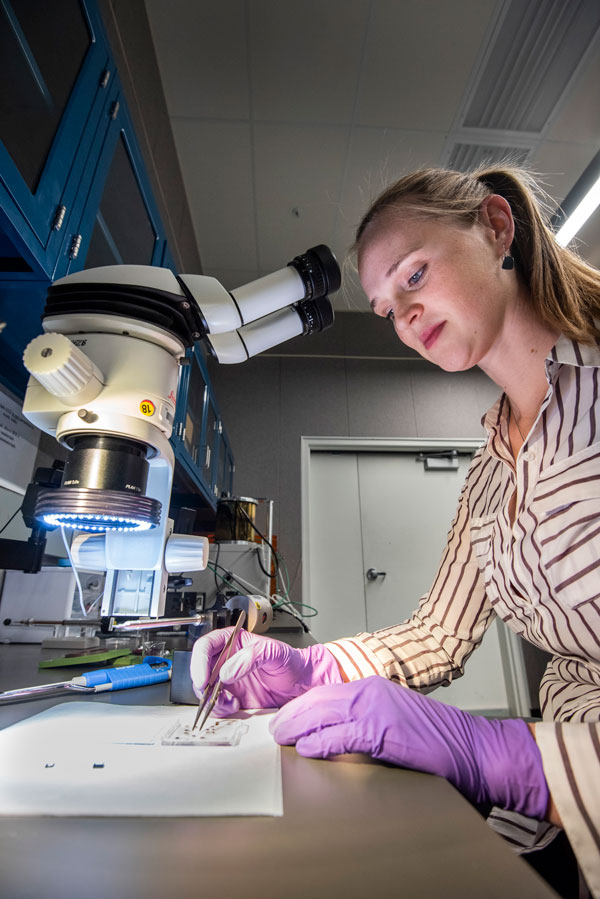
[479,194,515,252]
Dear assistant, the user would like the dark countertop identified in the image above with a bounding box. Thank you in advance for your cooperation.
[0,642,558,899]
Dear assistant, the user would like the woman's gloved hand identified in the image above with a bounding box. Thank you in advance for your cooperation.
[269,676,549,819]
[190,629,342,715]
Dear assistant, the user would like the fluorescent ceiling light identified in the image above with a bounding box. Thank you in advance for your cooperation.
[555,172,600,247]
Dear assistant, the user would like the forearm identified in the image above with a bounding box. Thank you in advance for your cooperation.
[326,604,491,688]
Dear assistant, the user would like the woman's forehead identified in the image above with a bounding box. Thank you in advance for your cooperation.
[358,213,432,269]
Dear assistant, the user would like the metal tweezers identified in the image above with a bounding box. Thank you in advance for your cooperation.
[192,609,247,732]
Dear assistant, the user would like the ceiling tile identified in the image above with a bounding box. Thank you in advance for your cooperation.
[248,0,370,123]
[335,127,448,252]
[171,119,257,270]
[253,123,349,270]
[147,0,600,309]
[544,30,600,145]
[256,200,341,275]
[529,141,599,207]
[355,0,497,129]
[145,0,249,119]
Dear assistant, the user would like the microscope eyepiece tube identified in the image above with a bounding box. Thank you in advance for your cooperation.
[206,296,334,363]
[200,244,340,335]
[229,266,306,326]
[229,244,340,328]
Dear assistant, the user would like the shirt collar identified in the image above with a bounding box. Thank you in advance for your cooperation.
[482,394,511,461]
[547,332,600,368]
[481,334,600,444]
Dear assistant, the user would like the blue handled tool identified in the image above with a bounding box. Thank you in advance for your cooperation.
[0,657,172,705]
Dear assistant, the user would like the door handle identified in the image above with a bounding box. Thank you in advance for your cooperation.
[366,568,386,582]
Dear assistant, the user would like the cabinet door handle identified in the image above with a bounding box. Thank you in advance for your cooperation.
[52,205,66,231]
[69,234,82,259]
[366,568,387,582]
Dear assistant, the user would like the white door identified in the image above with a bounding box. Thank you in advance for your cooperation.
[304,445,529,715]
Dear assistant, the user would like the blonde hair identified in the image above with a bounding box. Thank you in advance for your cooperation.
[354,165,600,344]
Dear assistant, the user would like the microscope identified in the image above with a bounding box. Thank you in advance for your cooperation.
[16,245,340,629]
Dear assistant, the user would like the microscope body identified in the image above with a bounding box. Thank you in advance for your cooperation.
[19,249,340,621]
[22,308,200,620]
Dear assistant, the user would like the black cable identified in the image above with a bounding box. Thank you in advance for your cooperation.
[0,505,22,535]
[277,605,310,634]
[210,559,237,585]
[210,559,309,633]
[238,506,279,576]
[255,546,274,578]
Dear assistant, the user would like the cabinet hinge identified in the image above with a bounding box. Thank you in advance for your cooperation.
[99,69,111,89]
[110,100,120,120]
[52,204,66,232]
[69,234,82,259]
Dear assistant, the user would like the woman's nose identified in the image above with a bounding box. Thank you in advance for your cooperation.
[393,300,423,335]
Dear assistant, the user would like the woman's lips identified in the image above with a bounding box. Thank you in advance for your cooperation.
[421,322,445,350]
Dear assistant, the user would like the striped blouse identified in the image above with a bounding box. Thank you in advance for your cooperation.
[326,333,600,897]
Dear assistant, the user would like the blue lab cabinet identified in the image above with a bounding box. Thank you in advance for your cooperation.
[0,0,233,510]
[171,343,235,508]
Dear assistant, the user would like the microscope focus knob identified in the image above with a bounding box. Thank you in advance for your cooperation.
[23,333,104,405]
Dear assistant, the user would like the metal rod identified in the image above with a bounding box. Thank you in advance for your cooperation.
[2,618,98,628]
[0,682,95,705]
[110,615,207,631]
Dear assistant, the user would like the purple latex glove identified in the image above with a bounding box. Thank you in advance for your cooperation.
[270,677,549,819]
[190,628,342,715]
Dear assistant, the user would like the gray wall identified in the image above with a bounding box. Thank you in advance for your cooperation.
[207,311,501,604]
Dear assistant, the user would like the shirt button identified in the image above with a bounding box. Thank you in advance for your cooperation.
[522,450,535,462]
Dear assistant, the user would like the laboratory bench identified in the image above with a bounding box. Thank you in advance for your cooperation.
[0,642,558,899]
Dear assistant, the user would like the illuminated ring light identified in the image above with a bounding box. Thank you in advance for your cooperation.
[35,487,161,532]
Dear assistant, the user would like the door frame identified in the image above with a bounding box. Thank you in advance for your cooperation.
[300,435,531,717]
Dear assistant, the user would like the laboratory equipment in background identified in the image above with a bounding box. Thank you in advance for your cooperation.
[186,495,276,632]
[187,544,273,625]
[0,568,104,647]
[15,246,339,631]
[215,496,263,542]
[0,462,65,574]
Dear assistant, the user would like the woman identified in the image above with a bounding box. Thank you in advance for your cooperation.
[191,166,600,896]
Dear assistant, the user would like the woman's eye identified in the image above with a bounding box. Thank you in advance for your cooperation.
[408,266,425,286]
[386,309,395,322]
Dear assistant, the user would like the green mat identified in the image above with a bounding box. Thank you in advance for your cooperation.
[38,649,171,670]
[38,649,136,669]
